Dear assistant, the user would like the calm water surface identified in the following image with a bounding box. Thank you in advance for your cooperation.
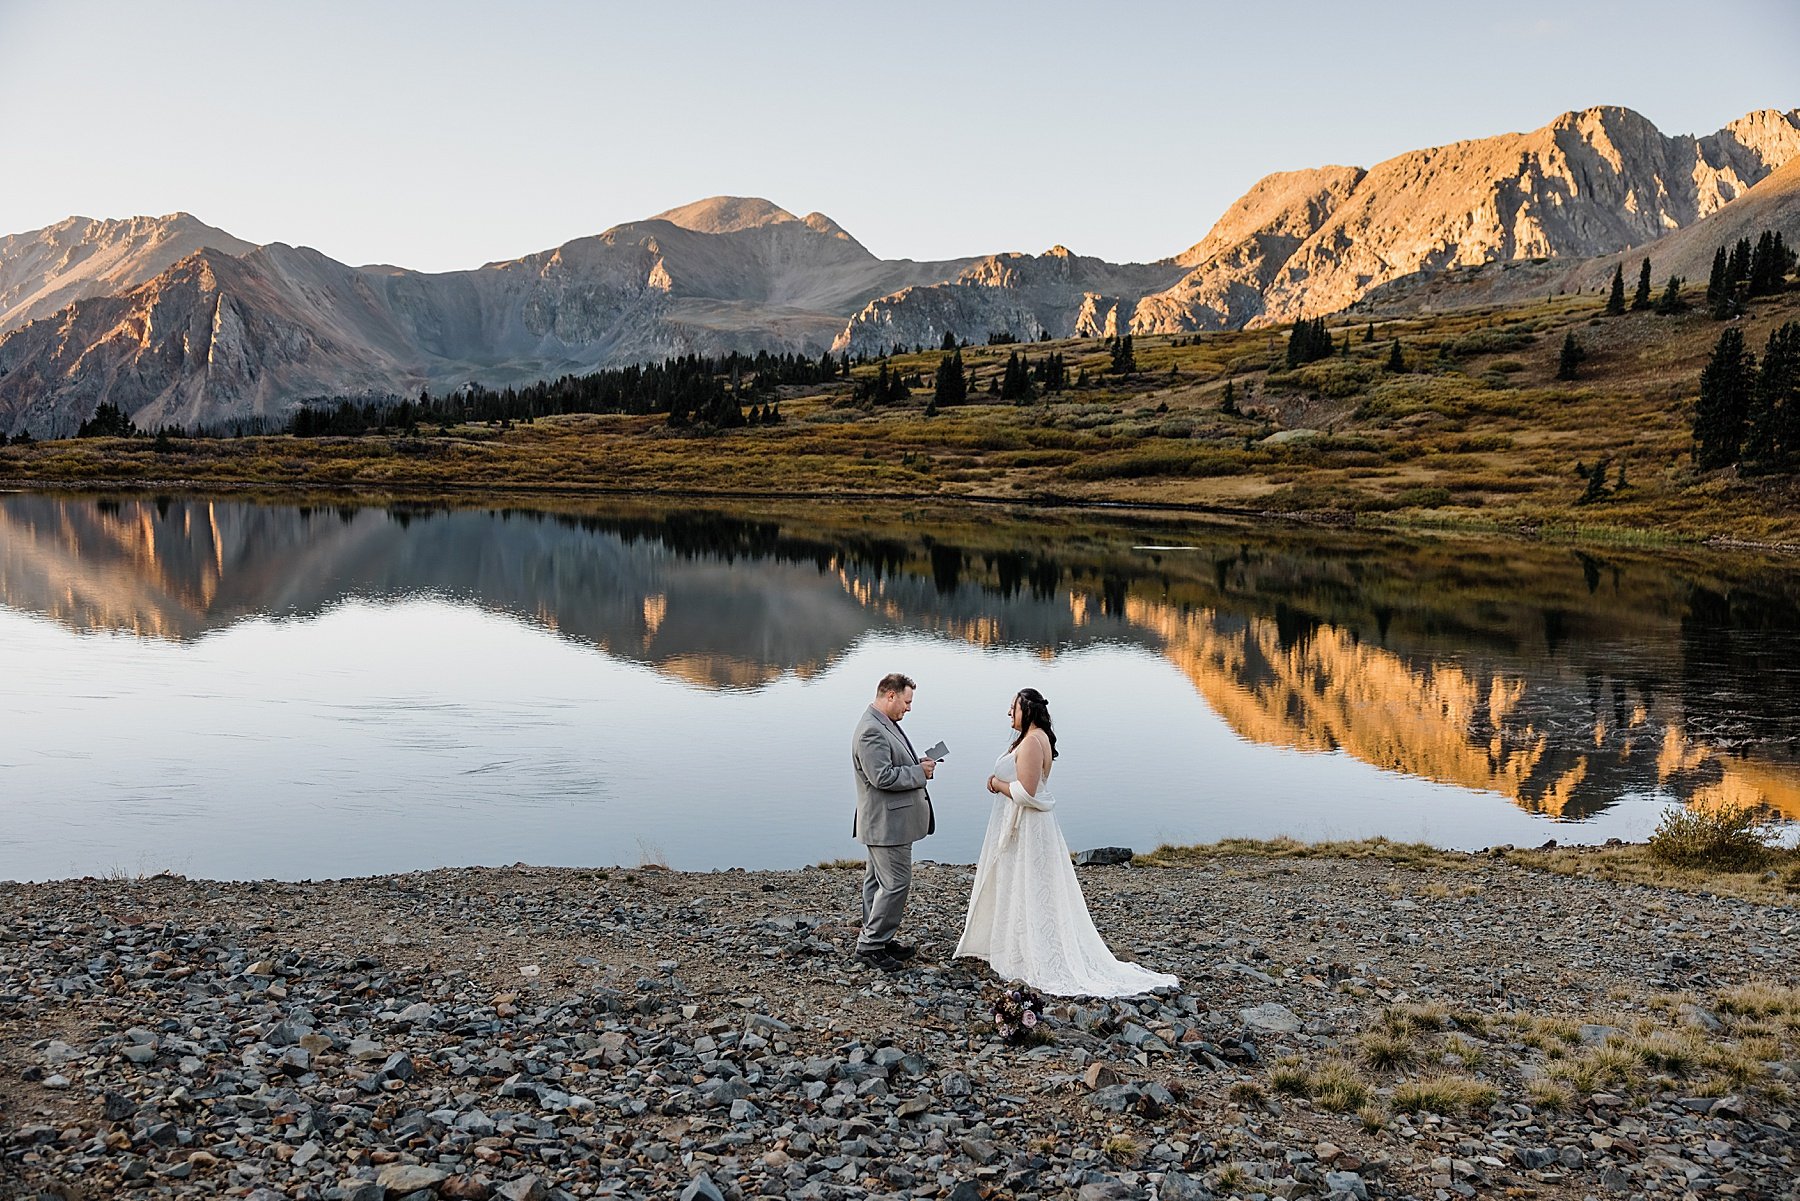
[2,494,1796,880]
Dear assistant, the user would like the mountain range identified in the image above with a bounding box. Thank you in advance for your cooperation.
[1,104,1797,437]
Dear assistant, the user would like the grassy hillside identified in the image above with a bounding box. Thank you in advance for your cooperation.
[4,287,1798,545]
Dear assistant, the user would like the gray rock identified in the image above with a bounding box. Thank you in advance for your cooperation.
[1088,1084,1142,1113]
[1157,1170,1214,1200]
[1076,847,1135,867]
[376,1164,450,1193]
[496,1176,548,1201]
[1323,1170,1369,1200]
[39,1041,80,1065]
[1678,1003,1723,1032]
[680,1172,725,1201]
[1239,1002,1303,1034]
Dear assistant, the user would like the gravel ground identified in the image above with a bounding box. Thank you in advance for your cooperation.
[2,853,1796,1201]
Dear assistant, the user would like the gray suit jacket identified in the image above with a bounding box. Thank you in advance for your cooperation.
[851,705,935,847]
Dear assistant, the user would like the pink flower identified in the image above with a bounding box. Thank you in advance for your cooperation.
[1022,1011,1038,1028]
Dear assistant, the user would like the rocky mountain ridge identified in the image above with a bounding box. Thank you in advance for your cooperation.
[2,105,1797,435]
[0,212,253,333]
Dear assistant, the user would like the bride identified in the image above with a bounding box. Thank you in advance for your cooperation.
[955,688,1177,997]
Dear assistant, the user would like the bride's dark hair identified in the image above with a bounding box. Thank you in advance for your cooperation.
[1009,688,1059,759]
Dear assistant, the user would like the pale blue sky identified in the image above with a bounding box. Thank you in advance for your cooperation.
[2,1,1794,272]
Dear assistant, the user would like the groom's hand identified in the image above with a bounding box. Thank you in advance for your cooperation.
[921,758,937,779]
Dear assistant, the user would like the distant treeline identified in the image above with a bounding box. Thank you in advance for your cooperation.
[290,350,858,436]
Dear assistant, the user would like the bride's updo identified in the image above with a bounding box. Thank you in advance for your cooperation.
[1010,688,1059,759]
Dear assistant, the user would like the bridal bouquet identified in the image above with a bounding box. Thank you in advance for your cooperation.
[990,985,1051,1047]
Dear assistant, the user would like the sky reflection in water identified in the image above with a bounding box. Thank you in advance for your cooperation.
[1,495,1796,881]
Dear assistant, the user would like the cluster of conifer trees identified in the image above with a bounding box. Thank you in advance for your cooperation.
[1694,321,1800,472]
[1106,334,1135,374]
[1706,231,1793,318]
[851,362,915,406]
[281,350,849,436]
[1284,317,1335,367]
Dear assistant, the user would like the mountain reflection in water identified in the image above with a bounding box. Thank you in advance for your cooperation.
[2,493,1796,858]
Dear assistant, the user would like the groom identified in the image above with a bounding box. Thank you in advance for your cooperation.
[850,672,937,971]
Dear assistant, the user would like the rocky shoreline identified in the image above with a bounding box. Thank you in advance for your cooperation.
[3,853,1797,1201]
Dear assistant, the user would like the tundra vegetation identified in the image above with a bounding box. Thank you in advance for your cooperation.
[4,269,1798,546]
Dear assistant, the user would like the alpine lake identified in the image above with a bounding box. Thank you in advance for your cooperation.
[2,491,1797,882]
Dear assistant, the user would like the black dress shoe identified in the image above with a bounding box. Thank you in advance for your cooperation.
[884,942,919,961]
[855,948,904,972]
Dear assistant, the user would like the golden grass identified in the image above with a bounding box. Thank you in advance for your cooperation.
[1139,835,1800,907]
[1715,981,1800,1020]
[1526,1078,1574,1113]
[1391,1075,1498,1115]
[1138,837,1472,872]
[1309,1058,1373,1113]
[1224,1080,1266,1107]
[1503,842,1800,905]
[1267,1056,1373,1113]
[1356,1029,1417,1071]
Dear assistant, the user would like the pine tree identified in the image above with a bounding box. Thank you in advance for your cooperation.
[1693,327,1755,469]
[1364,322,1376,343]
[1605,264,1626,315]
[1744,321,1799,467]
[1385,339,1407,373]
[1556,332,1585,380]
[1001,351,1035,402]
[940,329,958,351]
[1706,245,1728,306]
[1631,258,1653,310]
[1577,456,1612,505]
[933,349,967,408]
[1654,276,1687,315]
[1749,231,1778,296]
[1220,379,1239,415]
[1109,334,1136,375]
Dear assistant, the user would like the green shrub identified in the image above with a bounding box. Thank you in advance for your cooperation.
[1395,486,1452,508]
[1295,359,1381,398]
[1647,805,1776,870]
[1445,327,1536,356]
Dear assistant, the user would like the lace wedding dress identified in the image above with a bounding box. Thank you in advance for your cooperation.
[954,748,1178,997]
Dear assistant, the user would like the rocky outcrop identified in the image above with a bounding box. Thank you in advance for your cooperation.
[1130,166,1365,332]
[0,246,432,436]
[831,246,1183,355]
[1248,106,1800,325]
[1357,152,1800,317]
[0,212,253,333]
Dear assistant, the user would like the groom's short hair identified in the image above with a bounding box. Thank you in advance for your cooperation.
[875,672,916,696]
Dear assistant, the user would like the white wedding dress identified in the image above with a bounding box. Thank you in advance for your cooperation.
[954,747,1178,997]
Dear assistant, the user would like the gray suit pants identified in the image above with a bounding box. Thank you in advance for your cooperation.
[857,842,913,953]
